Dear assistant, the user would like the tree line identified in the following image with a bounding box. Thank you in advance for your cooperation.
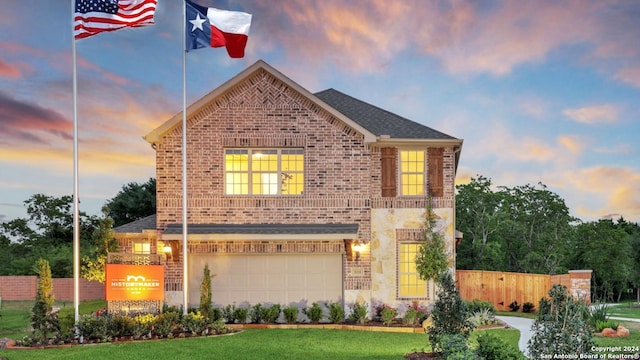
[0,178,155,278]
[1,175,638,302]
[456,175,640,302]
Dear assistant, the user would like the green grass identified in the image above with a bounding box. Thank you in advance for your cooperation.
[0,328,523,360]
[593,321,640,355]
[0,300,107,340]
[607,302,640,319]
[0,329,429,360]
[0,299,522,360]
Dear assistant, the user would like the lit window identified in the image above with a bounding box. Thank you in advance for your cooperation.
[398,243,427,297]
[225,148,304,195]
[400,150,424,196]
[132,241,151,254]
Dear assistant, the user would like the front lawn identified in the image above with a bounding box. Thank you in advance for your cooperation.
[0,329,429,360]
[0,299,522,359]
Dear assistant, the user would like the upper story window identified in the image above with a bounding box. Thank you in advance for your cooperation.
[400,150,425,196]
[389,149,443,197]
[225,148,304,195]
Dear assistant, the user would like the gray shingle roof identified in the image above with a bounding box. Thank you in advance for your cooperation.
[314,88,458,140]
[163,223,358,235]
[113,214,156,233]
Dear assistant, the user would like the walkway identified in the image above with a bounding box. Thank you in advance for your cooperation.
[496,316,534,357]
[496,314,639,358]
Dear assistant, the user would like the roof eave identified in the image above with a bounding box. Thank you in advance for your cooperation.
[373,137,463,148]
[374,137,463,172]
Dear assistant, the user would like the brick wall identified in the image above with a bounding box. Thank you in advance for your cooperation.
[0,276,104,302]
[152,68,459,293]
[0,276,37,301]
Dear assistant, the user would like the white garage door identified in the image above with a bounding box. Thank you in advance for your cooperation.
[188,253,343,307]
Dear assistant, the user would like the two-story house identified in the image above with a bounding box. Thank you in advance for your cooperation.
[115,60,462,315]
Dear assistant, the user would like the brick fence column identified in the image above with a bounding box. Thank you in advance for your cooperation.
[568,270,592,304]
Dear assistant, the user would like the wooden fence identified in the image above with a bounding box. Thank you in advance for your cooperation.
[456,270,591,311]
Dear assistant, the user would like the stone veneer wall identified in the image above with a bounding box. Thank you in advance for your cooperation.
[551,270,592,304]
[359,207,455,316]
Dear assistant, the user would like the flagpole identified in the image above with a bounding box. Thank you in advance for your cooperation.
[71,0,81,323]
[182,0,189,316]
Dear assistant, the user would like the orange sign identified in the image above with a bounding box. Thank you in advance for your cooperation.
[105,264,164,301]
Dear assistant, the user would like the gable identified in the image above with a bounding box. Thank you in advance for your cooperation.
[145,60,376,146]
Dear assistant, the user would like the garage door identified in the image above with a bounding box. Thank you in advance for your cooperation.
[188,253,343,307]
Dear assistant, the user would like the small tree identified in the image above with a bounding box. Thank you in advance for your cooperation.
[415,200,449,284]
[427,271,475,352]
[31,258,60,342]
[528,284,594,357]
[81,206,118,283]
[199,264,213,319]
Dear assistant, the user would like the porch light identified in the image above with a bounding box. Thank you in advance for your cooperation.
[351,241,366,262]
[163,243,173,260]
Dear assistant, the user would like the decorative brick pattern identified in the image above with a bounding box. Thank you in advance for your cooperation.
[188,240,344,254]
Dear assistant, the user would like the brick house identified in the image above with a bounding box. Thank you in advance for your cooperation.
[114,60,463,315]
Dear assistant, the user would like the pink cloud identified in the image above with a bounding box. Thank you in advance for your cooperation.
[562,104,619,124]
[0,57,21,77]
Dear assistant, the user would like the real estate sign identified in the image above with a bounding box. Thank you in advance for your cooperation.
[105,264,164,301]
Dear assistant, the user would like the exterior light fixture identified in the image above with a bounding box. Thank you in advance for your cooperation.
[163,243,173,261]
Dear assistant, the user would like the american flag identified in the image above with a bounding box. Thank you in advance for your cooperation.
[74,0,157,40]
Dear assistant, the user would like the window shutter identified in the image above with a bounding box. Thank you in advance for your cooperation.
[428,148,443,197]
[381,147,397,197]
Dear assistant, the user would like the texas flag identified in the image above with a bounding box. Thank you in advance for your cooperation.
[186,0,252,58]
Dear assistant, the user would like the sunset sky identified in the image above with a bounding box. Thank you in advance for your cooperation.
[1,0,639,223]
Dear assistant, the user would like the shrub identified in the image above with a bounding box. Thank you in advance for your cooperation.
[327,302,345,324]
[132,313,156,339]
[210,319,228,334]
[348,302,369,324]
[439,334,475,360]
[468,308,495,326]
[595,319,620,332]
[181,311,206,334]
[199,264,213,319]
[223,304,237,324]
[381,306,398,326]
[233,306,249,324]
[249,303,264,323]
[427,271,475,352]
[527,284,594,358]
[522,302,535,313]
[210,307,223,322]
[508,301,520,312]
[403,307,420,326]
[303,302,324,323]
[108,314,136,337]
[31,258,60,342]
[77,314,109,341]
[283,306,299,323]
[153,311,180,337]
[476,333,526,360]
[465,299,496,314]
[585,303,610,331]
[261,304,281,323]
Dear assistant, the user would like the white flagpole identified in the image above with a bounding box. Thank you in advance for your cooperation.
[71,0,81,323]
[182,0,189,315]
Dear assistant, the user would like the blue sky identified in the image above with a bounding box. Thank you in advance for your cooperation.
[1,0,639,223]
